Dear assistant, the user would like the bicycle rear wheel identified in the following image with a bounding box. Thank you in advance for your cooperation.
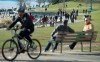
[2,39,18,61]
[27,39,41,59]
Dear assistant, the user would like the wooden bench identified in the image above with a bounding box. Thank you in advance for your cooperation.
[52,31,98,53]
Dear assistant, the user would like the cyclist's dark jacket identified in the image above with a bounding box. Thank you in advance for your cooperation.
[9,13,34,32]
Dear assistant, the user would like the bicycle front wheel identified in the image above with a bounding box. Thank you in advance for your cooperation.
[27,39,41,59]
[2,39,18,61]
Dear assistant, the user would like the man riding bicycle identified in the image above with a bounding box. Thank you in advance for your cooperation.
[7,7,34,53]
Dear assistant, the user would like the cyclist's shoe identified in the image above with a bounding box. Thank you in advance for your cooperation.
[29,43,34,48]
[20,49,26,53]
[29,44,37,51]
[30,44,33,48]
[17,48,26,54]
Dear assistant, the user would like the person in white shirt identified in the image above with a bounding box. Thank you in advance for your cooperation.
[69,18,94,50]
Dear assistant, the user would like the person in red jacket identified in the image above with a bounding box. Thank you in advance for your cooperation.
[29,12,34,22]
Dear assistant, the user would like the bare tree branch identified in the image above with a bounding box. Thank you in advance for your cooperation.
[36,0,46,7]
[17,0,32,8]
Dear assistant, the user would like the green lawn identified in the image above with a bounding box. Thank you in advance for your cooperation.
[0,10,100,47]
[34,10,100,51]
[35,1,100,12]
[0,11,100,51]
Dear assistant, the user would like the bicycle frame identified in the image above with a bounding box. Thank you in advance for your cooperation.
[2,27,41,61]
[10,27,28,52]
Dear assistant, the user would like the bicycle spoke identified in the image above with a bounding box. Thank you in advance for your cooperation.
[27,39,41,59]
[2,39,18,61]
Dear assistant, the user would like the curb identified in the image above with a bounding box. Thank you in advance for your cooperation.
[41,51,61,56]
[40,50,100,56]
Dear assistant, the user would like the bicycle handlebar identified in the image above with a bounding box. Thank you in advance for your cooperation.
[7,26,19,32]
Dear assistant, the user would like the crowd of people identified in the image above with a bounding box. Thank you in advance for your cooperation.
[0,8,82,28]
[26,9,79,27]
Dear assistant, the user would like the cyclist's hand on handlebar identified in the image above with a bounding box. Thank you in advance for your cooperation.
[15,25,22,30]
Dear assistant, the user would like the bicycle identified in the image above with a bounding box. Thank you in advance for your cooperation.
[2,26,41,61]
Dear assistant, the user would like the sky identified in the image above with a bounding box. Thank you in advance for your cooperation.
[0,0,17,1]
[0,0,49,9]
[0,0,35,1]
[0,0,48,2]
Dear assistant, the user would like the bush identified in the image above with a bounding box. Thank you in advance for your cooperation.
[0,19,12,28]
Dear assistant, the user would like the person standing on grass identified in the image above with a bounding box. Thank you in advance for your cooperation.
[42,15,46,27]
[29,12,34,22]
[54,14,58,23]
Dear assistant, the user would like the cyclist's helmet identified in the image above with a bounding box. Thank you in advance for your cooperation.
[18,7,25,12]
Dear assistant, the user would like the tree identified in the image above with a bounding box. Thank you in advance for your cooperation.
[36,0,47,7]
[48,0,59,4]
[26,0,32,8]
[17,0,27,9]
[43,0,46,8]
[17,0,32,9]
[48,0,53,4]
[36,0,43,7]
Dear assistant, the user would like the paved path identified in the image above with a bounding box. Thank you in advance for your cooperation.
[0,50,100,62]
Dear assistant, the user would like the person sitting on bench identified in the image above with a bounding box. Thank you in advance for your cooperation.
[44,19,75,52]
[69,18,94,50]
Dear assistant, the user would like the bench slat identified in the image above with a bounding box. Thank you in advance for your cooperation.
[52,31,98,53]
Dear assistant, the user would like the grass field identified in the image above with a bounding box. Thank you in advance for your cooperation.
[35,1,100,12]
[0,11,100,50]
[31,10,100,51]
[0,14,100,51]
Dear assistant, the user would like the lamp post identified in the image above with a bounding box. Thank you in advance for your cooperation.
[58,0,61,9]
[87,0,92,13]
[90,0,92,10]
[63,0,65,11]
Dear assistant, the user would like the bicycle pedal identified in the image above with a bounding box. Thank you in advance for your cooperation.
[18,49,26,54]
[17,51,20,54]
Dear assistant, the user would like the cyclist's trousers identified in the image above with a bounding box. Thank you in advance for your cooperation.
[18,29,33,49]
